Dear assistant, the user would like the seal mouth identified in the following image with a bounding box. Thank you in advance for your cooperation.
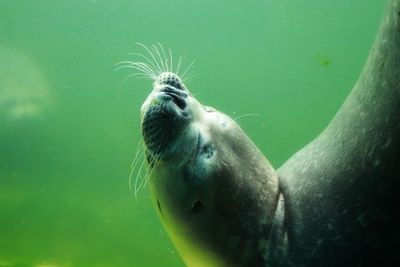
[142,84,191,160]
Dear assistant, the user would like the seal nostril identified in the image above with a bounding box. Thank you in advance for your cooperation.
[191,200,204,213]
[158,86,187,110]
[170,94,186,109]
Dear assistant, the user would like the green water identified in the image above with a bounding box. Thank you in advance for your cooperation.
[0,0,386,266]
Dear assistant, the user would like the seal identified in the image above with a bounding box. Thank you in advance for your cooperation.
[124,1,400,264]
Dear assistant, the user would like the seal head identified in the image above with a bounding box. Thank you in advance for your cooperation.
[141,72,280,266]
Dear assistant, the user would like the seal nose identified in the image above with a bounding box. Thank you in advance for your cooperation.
[159,85,187,110]
[156,72,185,90]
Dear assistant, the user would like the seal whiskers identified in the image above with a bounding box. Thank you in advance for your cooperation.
[128,131,162,198]
[135,138,165,196]
[234,113,263,121]
[137,156,160,195]
[115,61,157,81]
[128,52,159,73]
[168,48,173,73]
[180,59,195,82]
[152,44,166,72]
[117,43,195,84]
[133,120,168,197]
[128,139,146,197]
[135,42,164,74]
[176,56,183,76]
[128,138,163,199]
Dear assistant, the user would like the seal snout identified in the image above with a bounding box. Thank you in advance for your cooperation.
[154,72,188,110]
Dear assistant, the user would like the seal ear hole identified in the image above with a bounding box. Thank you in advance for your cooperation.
[191,200,204,213]
[157,200,162,213]
[204,106,215,112]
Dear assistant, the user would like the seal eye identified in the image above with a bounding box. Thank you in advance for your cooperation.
[217,116,228,128]
[202,143,215,158]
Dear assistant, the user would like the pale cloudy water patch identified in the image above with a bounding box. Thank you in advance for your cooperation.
[0,47,51,121]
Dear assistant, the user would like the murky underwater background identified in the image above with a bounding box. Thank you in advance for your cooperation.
[0,0,386,266]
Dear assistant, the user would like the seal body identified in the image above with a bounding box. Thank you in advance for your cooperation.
[140,72,279,266]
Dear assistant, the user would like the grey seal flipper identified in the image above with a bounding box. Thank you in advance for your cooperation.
[277,0,400,265]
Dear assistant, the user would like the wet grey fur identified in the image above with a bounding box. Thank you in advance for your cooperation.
[270,0,400,265]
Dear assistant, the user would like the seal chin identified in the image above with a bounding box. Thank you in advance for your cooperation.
[141,73,192,160]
